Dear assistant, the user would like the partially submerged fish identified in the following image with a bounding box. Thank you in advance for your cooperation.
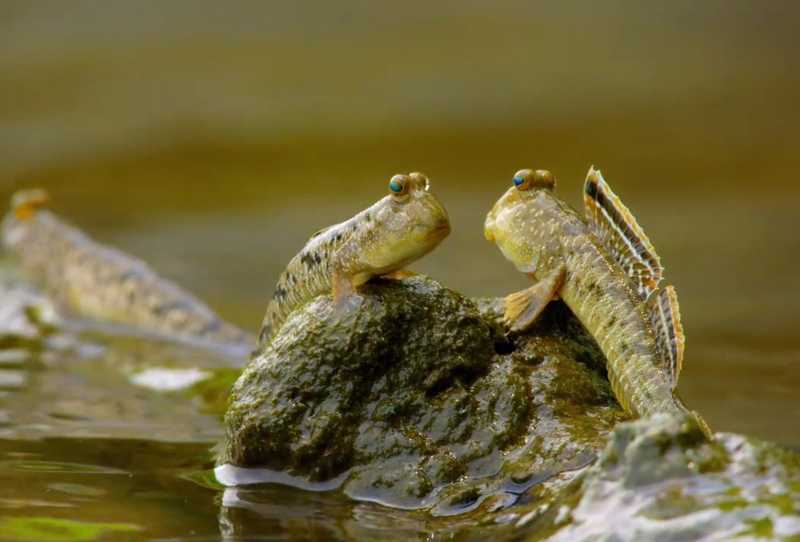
[258,172,450,345]
[484,167,710,435]
[1,189,252,352]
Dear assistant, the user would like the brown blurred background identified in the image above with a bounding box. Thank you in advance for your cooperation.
[1,1,798,443]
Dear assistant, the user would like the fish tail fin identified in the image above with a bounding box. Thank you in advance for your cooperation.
[11,189,50,221]
[675,392,714,441]
[691,410,714,441]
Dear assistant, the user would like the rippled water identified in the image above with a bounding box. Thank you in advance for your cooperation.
[1,2,799,540]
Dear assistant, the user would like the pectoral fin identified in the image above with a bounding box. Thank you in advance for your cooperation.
[331,270,363,313]
[382,269,417,280]
[504,265,566,333]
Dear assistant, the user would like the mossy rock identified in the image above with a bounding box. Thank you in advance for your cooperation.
[526,414,800,541]
[220,276,625,510]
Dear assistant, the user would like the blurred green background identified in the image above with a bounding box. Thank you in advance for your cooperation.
[1,1,799,443]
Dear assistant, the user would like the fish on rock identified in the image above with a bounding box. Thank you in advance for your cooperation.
[484,167,710,437]
[258,172,451,346]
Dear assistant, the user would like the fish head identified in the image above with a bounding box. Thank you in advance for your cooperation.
[484,169,556,272]
[360,172,451,273]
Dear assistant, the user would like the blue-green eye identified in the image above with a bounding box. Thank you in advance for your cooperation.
[512,169,534,191]
[389,174,409,195]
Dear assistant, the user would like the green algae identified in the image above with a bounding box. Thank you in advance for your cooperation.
[0,517,140,542]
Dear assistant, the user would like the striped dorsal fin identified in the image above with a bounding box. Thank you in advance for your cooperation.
[647,285,685,388]
[583,167,663,299]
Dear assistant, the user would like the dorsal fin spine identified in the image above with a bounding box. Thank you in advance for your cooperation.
[648,285,685,388]
[583,167,663,299]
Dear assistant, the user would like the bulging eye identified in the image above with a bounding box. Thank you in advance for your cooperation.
[408,172,430,191]
[389,174,410,196]
[533,169,556,188]
[512,169,534,191]
[512,168,556,191]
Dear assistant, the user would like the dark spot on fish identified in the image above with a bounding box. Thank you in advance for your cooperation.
[620,341,629,353]
[301,251,319,269]
[200,319,222,336]
[365,213,372,222]
[152,299,191,316]
[585,179,598,199]
[314,252,322,265]
[118,270,138,281]
[607,315,617,328]
[335,233,342,242]
[274,286,287,300]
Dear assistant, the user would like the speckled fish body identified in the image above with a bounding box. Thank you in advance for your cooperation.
[259,173,450,345]
[1,192,252,351]
[485,168,700,425]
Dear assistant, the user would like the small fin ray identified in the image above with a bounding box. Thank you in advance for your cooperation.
[647,285,685,388]
[504,288,547,333]
[583,167,662,299]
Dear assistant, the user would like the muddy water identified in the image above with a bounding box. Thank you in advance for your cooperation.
[1,2,799,540]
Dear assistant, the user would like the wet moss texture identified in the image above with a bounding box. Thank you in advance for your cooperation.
[221,276,625,510]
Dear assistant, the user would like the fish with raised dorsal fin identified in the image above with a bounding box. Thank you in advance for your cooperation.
[484,167,710,437]
[1,189,253,354]
[258,172,451,346]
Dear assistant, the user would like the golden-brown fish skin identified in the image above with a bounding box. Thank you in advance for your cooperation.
[485,169,694,421]
[258,172,450,346]
[2,189,252,351]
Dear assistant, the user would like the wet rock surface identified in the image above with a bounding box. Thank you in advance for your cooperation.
[533,415,800,541]
[2,259,799,540]
[220,275,800,539]
[220,276,625,511]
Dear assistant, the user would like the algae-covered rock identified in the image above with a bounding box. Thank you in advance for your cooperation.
[220,276,625,511]
[217,275,800,539]
[520,414,800,541]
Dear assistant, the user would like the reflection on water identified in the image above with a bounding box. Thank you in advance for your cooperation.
[0,1,799,540]
[0,438,218,541]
